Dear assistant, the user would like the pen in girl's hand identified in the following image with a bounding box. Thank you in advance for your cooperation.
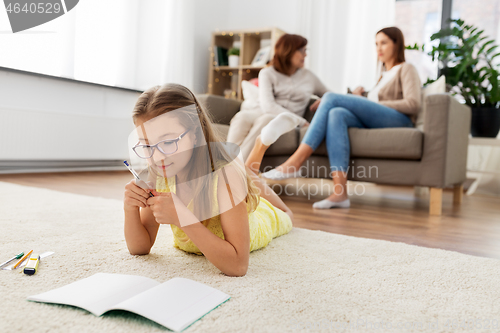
[123,161,154,197]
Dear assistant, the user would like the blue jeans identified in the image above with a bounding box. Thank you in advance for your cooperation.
[302,92,414,172]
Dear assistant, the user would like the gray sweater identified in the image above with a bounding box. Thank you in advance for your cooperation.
[258,66,329,120]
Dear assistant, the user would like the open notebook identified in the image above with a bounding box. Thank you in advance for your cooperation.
[27,273,230,332]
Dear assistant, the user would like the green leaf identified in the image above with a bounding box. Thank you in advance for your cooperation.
[477,40,495,56]
[486,45,499,55]
[405,43,422,51]
[423,78,436,87]
[473,29,485,40]
[491,53,500,61]
[429,18,500,105]
[489,72,500,103]
[453,18,465,27]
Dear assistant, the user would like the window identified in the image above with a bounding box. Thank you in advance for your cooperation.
[396,0,443,83]
[452,0,500,45]
[396,0,500,83]
[0,0,141,90]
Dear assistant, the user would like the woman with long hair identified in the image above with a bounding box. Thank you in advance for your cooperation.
[262,27,422,209]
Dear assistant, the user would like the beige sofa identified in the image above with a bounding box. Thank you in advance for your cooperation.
[196,94,471,215]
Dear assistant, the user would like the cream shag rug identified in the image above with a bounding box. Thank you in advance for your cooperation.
[1,181,500,333]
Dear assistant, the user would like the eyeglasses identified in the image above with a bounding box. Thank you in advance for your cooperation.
[133,129,191,159]
[298,47,307,54]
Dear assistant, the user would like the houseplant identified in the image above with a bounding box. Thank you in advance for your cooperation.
[417,19,500,137]
[227,47,240,67]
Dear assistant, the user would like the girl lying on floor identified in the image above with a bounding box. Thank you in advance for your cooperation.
[123,83,293,277]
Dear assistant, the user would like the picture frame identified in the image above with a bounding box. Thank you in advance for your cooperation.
[251,46,271,67]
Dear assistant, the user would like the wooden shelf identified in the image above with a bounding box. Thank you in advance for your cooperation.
[241,65,264,70]
[213,66,239,71]
[213,65,265,71]
[207,27,285,100]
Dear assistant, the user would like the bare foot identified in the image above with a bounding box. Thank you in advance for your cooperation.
[274,144,313,173]
[245,135,270,174]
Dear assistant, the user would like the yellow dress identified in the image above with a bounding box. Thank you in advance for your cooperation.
[156,171,292,255]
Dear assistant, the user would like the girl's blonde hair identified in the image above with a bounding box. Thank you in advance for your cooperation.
[132,83,260,218]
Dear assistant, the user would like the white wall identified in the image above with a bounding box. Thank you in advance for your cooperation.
[0,69,139,170]
[192,0,232,94]
[133,0,230,93]
[0,70,139,118]
[223,0,301,33]
[198,0,395,93]
[134,0,171,91]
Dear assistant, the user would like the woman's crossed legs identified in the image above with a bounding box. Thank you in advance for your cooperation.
[262,92,413,208]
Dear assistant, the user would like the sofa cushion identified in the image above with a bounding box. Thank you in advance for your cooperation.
[197,94,242,125]
[417,75,446,131]
[265,129,299,156]
[215,123,423,160]
[299,127,424,160]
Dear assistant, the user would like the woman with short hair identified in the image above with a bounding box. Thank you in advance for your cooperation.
[226,33,330,160]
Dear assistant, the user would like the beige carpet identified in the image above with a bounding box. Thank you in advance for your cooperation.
[1,181,500,333]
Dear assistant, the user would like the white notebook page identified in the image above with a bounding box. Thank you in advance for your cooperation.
[112,277,230,332]
[27,273,160,316]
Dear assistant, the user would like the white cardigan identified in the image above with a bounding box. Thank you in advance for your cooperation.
[258,66,329,121]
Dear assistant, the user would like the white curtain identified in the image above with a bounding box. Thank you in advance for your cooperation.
[297,0,395,94]
[160,0,195,89]
[0,0,195,91]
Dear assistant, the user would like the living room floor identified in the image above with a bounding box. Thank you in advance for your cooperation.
[2,171,499,260]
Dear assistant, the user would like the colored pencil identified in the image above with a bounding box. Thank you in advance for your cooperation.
[13,250,33,269]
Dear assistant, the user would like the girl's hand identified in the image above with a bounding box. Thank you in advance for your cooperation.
[147,192,200,228]
[309,99,321,112]
[124,179,151,211]
[147,192,181,227]
[352,86,365,96]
